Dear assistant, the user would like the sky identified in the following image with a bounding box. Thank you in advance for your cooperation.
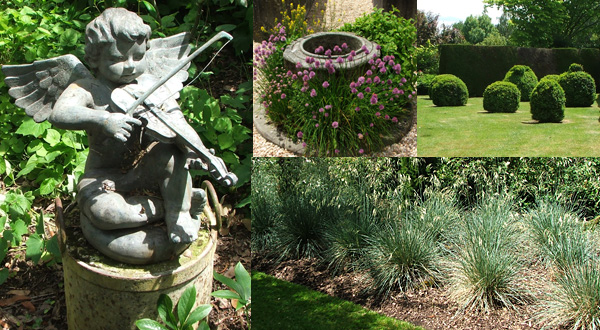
[417,0,504,27]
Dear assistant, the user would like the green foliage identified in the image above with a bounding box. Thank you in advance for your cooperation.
[416,73,436,96]
[340,8,417,83]
[457,14,495,45]
[530,79,565,123]
[180,82,252,190]
[212,262,251,313]
[135,285,211,330]
[485,0,600,48]
[558,71,597,107]
[503,65,538,101]
[448,194,528,313]
[430,74,469,106]
[569,63,584,72]
[416,40,439,74]
[541,74,560,83]
[480,30,508,46]
[483,81,521,113]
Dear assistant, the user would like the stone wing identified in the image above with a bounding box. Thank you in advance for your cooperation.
[2,54,93,123]
[146,32,192,96]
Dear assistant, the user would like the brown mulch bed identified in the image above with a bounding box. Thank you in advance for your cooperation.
[253,252,560,330]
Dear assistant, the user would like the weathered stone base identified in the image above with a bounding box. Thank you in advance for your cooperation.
[64,214,217,330]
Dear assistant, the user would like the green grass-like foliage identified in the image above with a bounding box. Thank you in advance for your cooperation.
[538,262,600,330]
[430,74,469,106]
[503,65,538,101]
[364,218,441,296]
[483,81,521,113]
[448,194,527,313]
[252,271,425,330]
[530,79,566,123]
[558,71,597,107]
[526,198,590,271]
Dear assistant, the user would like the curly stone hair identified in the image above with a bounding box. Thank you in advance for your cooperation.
[84,8,151,68]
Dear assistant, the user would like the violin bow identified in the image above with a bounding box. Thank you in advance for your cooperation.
[125,31,233,115]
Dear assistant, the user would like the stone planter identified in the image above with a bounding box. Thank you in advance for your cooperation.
[63,205,218,330]
[283,32,379,74]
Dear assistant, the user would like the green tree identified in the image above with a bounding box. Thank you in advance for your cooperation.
[457,14,496,44]
[485,0,600,47]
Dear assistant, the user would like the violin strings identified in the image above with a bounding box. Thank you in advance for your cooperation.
[155,37,233,108]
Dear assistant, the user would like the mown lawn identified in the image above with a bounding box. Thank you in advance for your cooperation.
[417,96,600,156]
[252,271,424,330]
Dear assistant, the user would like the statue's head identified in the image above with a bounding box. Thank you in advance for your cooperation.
[85,8,151,84]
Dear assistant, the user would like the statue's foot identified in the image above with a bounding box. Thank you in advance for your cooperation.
[166,211,199,244]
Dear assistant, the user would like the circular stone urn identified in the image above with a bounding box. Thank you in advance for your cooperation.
[283,32,379,73]
[63,205,218,330]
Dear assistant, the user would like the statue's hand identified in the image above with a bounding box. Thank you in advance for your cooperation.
[102,113,142,142]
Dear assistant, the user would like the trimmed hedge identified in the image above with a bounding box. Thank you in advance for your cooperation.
[569,63,584,72]
[430,74,469,106]
[417,73,436,96]
[439,45,600,97]
[503,65,538,101]
[530,79,565,123]
[558,71,596,107]
[483,81,520,113]
[541,74,560,83]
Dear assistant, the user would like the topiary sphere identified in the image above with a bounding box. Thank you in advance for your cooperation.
[530,79,565,123]
[568,63,584,72]
[503,65,538,101]
[558,71,597,107]
[541,74,560,83]
[430,74,469,106]
[483,81,521,113]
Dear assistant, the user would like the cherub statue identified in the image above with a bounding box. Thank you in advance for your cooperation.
[2,8,237,264]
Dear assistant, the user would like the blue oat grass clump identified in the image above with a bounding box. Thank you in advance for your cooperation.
[254,23,415,156]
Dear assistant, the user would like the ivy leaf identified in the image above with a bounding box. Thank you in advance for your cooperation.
[10,220,28,245]
[59,29,80,47]
[26,233,44,264]
[39,177,58,195]
[16,118,50,137]
[43,129,61,146]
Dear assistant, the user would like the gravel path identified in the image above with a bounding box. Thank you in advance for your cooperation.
[253,0,417,157]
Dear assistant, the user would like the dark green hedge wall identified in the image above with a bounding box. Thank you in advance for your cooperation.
[439,45,600,97]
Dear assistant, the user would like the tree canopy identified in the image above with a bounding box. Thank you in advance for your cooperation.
[485,0,600,48]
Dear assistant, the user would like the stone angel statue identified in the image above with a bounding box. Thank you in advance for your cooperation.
[2,8,237,264]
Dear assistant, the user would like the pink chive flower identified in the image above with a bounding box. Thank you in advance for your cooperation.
[384,114,390,119]
[302,142,307,147]
[357,92,364,99]
[281,93,286,99]
[322,81,330,88]
[350,50,356,56]
[297,131,303,138]
[333,45,342,52]
[365,87,371,93]
[310,89,317,97]
[347,55,354,61]
[341,43,348,49]
[358,133,364,139]
[335,149,340,154]
[370,94,378,105]
[401,77,407,83]
[366,70,373,76]
[325,105,332,110]
[392,117,398,123]
[332,121,339,128]
[380,105,385,111]
[296,62,302,69]
[315,123,319,127]
[375,112,381,117]
[355,107,360,112]
[325,49,332,57]
[319,108,324,113]
[408,94,413,99]
[315,46,324,54]
[370,123,374,127]
[309,71,316,79]
[359,149,364,154]
[324,112,329,117]
[336,57,344,64]
[374,76,381,84]
[375,44,381,50]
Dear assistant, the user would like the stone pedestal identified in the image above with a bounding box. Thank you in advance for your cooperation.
[63,208,217,330]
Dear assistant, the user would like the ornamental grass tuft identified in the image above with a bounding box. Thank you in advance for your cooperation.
[447,194,529,313]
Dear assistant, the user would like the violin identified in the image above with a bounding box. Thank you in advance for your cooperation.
[110,78,238,187]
